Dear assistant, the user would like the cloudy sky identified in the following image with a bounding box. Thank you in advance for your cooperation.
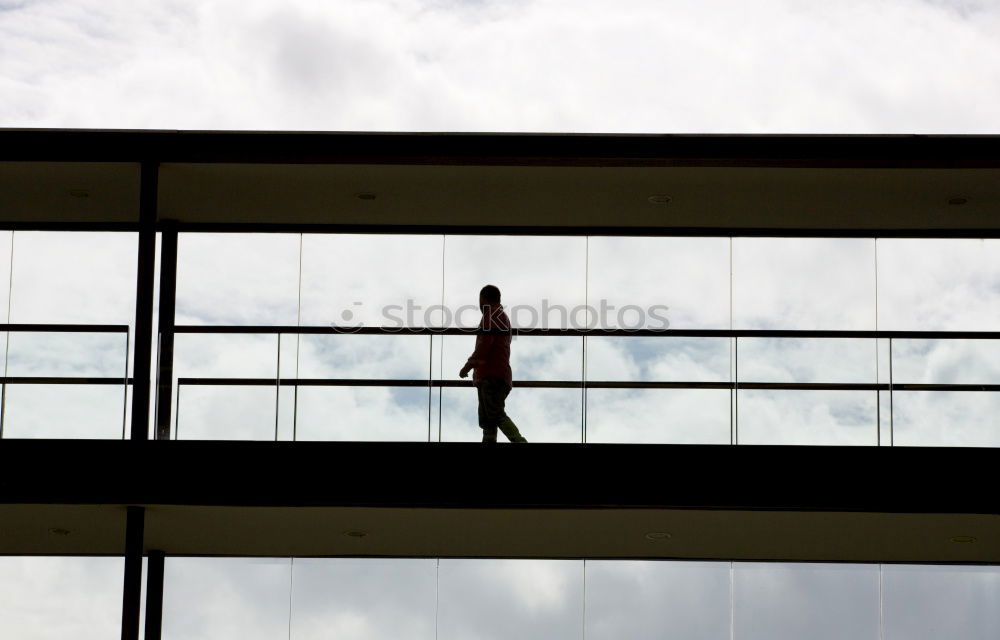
[1,0,999,132]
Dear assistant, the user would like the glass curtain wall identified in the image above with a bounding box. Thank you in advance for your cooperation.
[168,233,1000,446]
[153,557,1000,640]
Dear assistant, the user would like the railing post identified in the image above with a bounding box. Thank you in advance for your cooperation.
[155,222,178,440]
[130,162,158,441]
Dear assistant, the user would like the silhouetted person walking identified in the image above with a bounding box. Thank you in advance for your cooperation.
[459,285,527,443]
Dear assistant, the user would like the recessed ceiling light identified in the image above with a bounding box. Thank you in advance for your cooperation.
[647,195,672,205]
[343,529,369,538]
[947,196,969,205]
[48,527,71,536]
[68,189,90,198]
[949,535,977,543]
[645,531,672,541]
[356,192,377,201]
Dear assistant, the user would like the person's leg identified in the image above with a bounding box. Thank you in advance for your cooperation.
[477,383,498,443]
[498,415,526,443]
[495,386,527,443]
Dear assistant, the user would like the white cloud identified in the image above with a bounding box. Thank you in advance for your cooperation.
[1,0,998,132]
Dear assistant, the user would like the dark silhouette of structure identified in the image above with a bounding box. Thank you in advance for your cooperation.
[1,129,999,640]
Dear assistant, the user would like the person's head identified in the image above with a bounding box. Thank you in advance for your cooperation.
[479,284,501,311]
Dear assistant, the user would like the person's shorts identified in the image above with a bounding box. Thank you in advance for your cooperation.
[476,378,511,428]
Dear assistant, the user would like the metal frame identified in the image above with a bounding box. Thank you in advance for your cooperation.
[121,506,145,640]
[129,162,158,442]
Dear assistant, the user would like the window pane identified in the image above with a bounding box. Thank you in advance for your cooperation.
[737,390,878,445]
[883,565,1000,640]
[163,557,291,640]
[586,389,731,444]
[175,334,278,378]
[175,385,277,440]
[5,331,128,377]
[176,233,300,326]
[440,386,581,443]
[438,559,583,640]
[585,560,730,640]
[892,391,1000,447]
[878,239,1000,330]
[299,234,443,328]
[8,231,137,325]
[2,384,125,439]
[0,556,124,640]
[733,237,875,330]
[891,339,1000,385]
[290,558,436,640]
[294,386,430,441]
[298,334,430,380]
[734,563,879,640]
[587,236,730,329]
[737,338,876,383]
[586,337,730,382]
[442,236,586,329]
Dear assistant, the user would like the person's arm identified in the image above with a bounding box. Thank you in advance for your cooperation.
[459,333,493,377]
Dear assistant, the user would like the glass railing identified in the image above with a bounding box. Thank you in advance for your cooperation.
[167,325,1000,446]
[0,323,131,439]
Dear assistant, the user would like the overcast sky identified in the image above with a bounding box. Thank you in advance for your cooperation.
[1,0,999,132]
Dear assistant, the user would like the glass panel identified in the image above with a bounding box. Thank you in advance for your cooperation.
[891,339,1000,385]
[586,236,730,329]
[289,558,437,640]
[171,333,278,439]
[438,559,583,640]
[442,235,586,329]
[883,565,1000,640]
[734,563,879,640]
[736,390,878,445]
[0,556,125,639]
[175,385,277,440]
[163,557,291,640]
[878,239,1000,330]
[737,338,876,383]
[586,389,731,444]
[174,333,278,379]
[294,386,430,441]
[891,391,1000,447]
[440,386,581,443]
[8,231,137,325]
[176,233,300,326]
[443,335,581,383]
[733,237,875,330]
[585,560,730,640]
[298,334,430,380]
[586,337,730,382]
[299,234,443,328]
[2,384,125,439]
[5,331,128,377]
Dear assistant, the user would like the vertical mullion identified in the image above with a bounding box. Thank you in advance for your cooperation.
[888,337,894,446]
[122,329,130,440]
[154,223,177,440]
[428,334,433,442]
[121,506,145,640]
[130,162,158,441]
[144,550,165,640]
